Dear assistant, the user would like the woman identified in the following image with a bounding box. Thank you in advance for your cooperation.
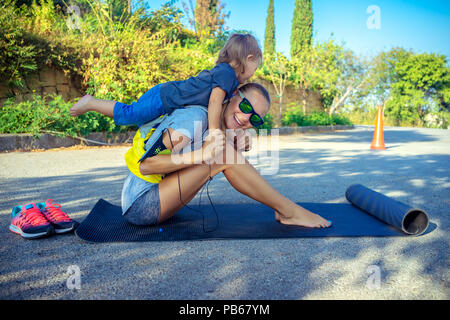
[122,83,332,228]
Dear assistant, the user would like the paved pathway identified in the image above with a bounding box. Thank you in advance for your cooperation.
[0,126,448,299]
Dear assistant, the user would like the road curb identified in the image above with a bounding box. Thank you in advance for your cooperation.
[274,124,354,135]
[0,132,135,152]
[0,125,355,152]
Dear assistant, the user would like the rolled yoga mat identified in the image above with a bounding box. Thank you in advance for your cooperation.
[345,184,429,236]
[75,185,433,242]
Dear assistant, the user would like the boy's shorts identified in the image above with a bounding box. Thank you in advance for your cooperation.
[113,84,165,127]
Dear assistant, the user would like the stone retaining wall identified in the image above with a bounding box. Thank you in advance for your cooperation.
[254,79,323,121]
[0,66,83,106]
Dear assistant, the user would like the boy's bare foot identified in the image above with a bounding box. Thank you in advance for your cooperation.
[70,95,93,116]
[274,206,332,228]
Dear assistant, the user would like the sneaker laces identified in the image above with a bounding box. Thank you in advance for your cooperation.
[43,199,71,222]
[19,207,48,227]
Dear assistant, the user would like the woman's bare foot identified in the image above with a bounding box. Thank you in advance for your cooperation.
[70,95,94,116]
[274,206,332,228]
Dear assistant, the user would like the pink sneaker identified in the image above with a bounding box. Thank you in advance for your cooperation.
[38,199,78,234]
[9,203,54,239]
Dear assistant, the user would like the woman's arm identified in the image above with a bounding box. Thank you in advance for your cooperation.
[139,128,224,175]
[139,128,195,175]
[139,153,195,175]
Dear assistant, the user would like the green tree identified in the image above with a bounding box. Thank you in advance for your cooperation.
[319,47,368,116]
[290,39,366,116]
[290,0,312,58]
[264,0,275,58]
[290,46,315,113]
[261,52,291,126]
[370,48,449,126]
[289,41,340,114]
[193,0,229,39]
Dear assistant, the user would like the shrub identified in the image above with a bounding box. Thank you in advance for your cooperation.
[0,93,128,137]
[79,1,214,104]
[282,105,306,126]
[329,113,353,126]
[0,0,38,88]
[424,111,449,129]
[258,113,274,131]
[282,104,352,126]
[342,106,378,125]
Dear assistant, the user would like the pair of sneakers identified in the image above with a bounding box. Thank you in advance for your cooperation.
[9,199,78,239]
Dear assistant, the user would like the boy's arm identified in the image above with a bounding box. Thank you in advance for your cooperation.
[208,87,226,131]
[203,87,227,159]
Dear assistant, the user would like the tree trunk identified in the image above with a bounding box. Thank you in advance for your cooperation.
[279,95,283,127]
[328,84,354,116]
[301,89,307,113]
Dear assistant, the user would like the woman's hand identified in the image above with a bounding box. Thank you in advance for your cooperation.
[201,129,226,164]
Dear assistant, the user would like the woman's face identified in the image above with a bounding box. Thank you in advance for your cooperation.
[223,89,269,130]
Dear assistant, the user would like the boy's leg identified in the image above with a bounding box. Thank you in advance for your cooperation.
[69,95,115,118]
[89,98,116,117]
[113,84,165,126]
[70,84,165,126]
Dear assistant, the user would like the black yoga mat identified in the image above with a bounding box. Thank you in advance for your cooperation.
[75,185,434,242]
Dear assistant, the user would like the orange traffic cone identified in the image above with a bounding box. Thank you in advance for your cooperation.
[370,105,386,150]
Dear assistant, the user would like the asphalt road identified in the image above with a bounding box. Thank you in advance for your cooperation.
[0,126,448,300]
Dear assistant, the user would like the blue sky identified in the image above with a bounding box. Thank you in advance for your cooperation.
[139,0,450,59]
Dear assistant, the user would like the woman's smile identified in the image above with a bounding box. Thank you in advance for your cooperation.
[233,114,244,127]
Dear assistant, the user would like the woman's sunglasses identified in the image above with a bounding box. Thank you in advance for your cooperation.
[238,91,264,127]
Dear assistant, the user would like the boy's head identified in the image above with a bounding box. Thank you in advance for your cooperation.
[216,34,262,83]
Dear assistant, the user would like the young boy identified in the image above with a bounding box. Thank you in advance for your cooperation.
[70,34,262,143]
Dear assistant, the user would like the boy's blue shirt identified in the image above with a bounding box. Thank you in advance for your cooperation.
[160,63,240,114]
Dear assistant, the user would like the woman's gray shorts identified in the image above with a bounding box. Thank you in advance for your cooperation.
[123,183,161,226]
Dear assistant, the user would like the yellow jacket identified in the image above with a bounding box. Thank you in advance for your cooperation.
[124,120,171,184]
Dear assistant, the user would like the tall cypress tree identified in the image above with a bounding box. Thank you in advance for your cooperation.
[264,0,275,58]
[290,0,313,57]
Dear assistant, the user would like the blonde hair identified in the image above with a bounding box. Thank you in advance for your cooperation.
[216,34,262,74]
